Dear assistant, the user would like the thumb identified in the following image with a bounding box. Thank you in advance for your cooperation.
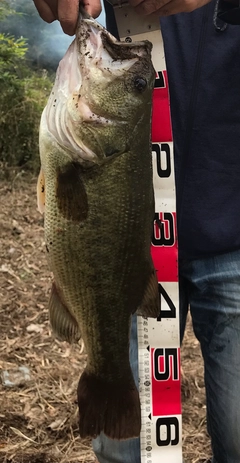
[82,0,102,18]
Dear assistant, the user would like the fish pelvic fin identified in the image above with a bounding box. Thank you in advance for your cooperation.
[48,282,81,343]
[136,268,160,318]
[37,168,45,214]
[77,369,141,440]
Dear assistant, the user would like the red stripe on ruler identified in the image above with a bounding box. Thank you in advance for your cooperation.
[152,71,173,143]
[151,347,181,416]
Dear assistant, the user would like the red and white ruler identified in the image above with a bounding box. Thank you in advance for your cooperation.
[107,4,182,462]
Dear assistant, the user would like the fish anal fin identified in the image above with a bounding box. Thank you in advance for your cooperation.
[48,282,81,343]
[37,168,45,214]
[136,269,160,318]
[56,162,88,222]
[78,369,141,440]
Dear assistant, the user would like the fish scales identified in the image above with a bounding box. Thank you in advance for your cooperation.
[37,11,159,440]
[45,144,153,365]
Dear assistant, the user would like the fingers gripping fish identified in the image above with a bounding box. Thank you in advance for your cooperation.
[37,11,158,440]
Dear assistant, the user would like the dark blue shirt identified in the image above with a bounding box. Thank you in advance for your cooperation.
[161,3,240,258]
[105,1,240,259]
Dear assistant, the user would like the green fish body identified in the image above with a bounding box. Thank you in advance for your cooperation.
[38,13,158,440]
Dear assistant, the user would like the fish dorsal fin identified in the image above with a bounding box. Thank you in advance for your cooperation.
[37,168,45,214]
[136,269,160,318]
[48,282,81,343]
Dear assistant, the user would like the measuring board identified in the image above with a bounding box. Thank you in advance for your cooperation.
[105,4,182,462]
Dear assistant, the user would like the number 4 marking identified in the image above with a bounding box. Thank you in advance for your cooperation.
[157,283,176,320]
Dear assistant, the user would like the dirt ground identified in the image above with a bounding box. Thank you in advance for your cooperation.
[0,176,211,463]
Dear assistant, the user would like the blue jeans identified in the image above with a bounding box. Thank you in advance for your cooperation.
[92,249,240,463]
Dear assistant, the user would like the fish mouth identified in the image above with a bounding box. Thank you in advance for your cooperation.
[77,11,152,69]
[72,13,152,123]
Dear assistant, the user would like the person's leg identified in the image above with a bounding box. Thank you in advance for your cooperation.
[92,315,141,463]
[183,250,240,463]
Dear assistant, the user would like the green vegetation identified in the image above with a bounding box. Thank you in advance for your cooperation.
[0,0,71,71]
[0,0,56,174]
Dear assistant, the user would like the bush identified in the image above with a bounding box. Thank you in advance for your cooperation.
[0,9,53,173]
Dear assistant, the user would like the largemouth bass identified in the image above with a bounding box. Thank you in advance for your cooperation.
[37,12,159,440]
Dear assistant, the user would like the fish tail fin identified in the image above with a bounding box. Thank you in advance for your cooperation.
[77,369,141,440]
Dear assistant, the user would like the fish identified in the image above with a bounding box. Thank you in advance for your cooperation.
[37,11,159,440]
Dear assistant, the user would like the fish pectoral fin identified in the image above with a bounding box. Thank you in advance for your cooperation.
[56,162,88,222]
[48,282,81,343]
[78,369,141,440]
[136,269,160,318]
[37,168,45,214]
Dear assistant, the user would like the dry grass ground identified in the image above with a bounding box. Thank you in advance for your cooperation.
[0,176,211,463]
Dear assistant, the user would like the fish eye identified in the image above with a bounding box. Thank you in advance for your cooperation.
[133,76,147,92]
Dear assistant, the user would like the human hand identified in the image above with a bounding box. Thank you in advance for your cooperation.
[129,0,212,16]
[33,0,102,35]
